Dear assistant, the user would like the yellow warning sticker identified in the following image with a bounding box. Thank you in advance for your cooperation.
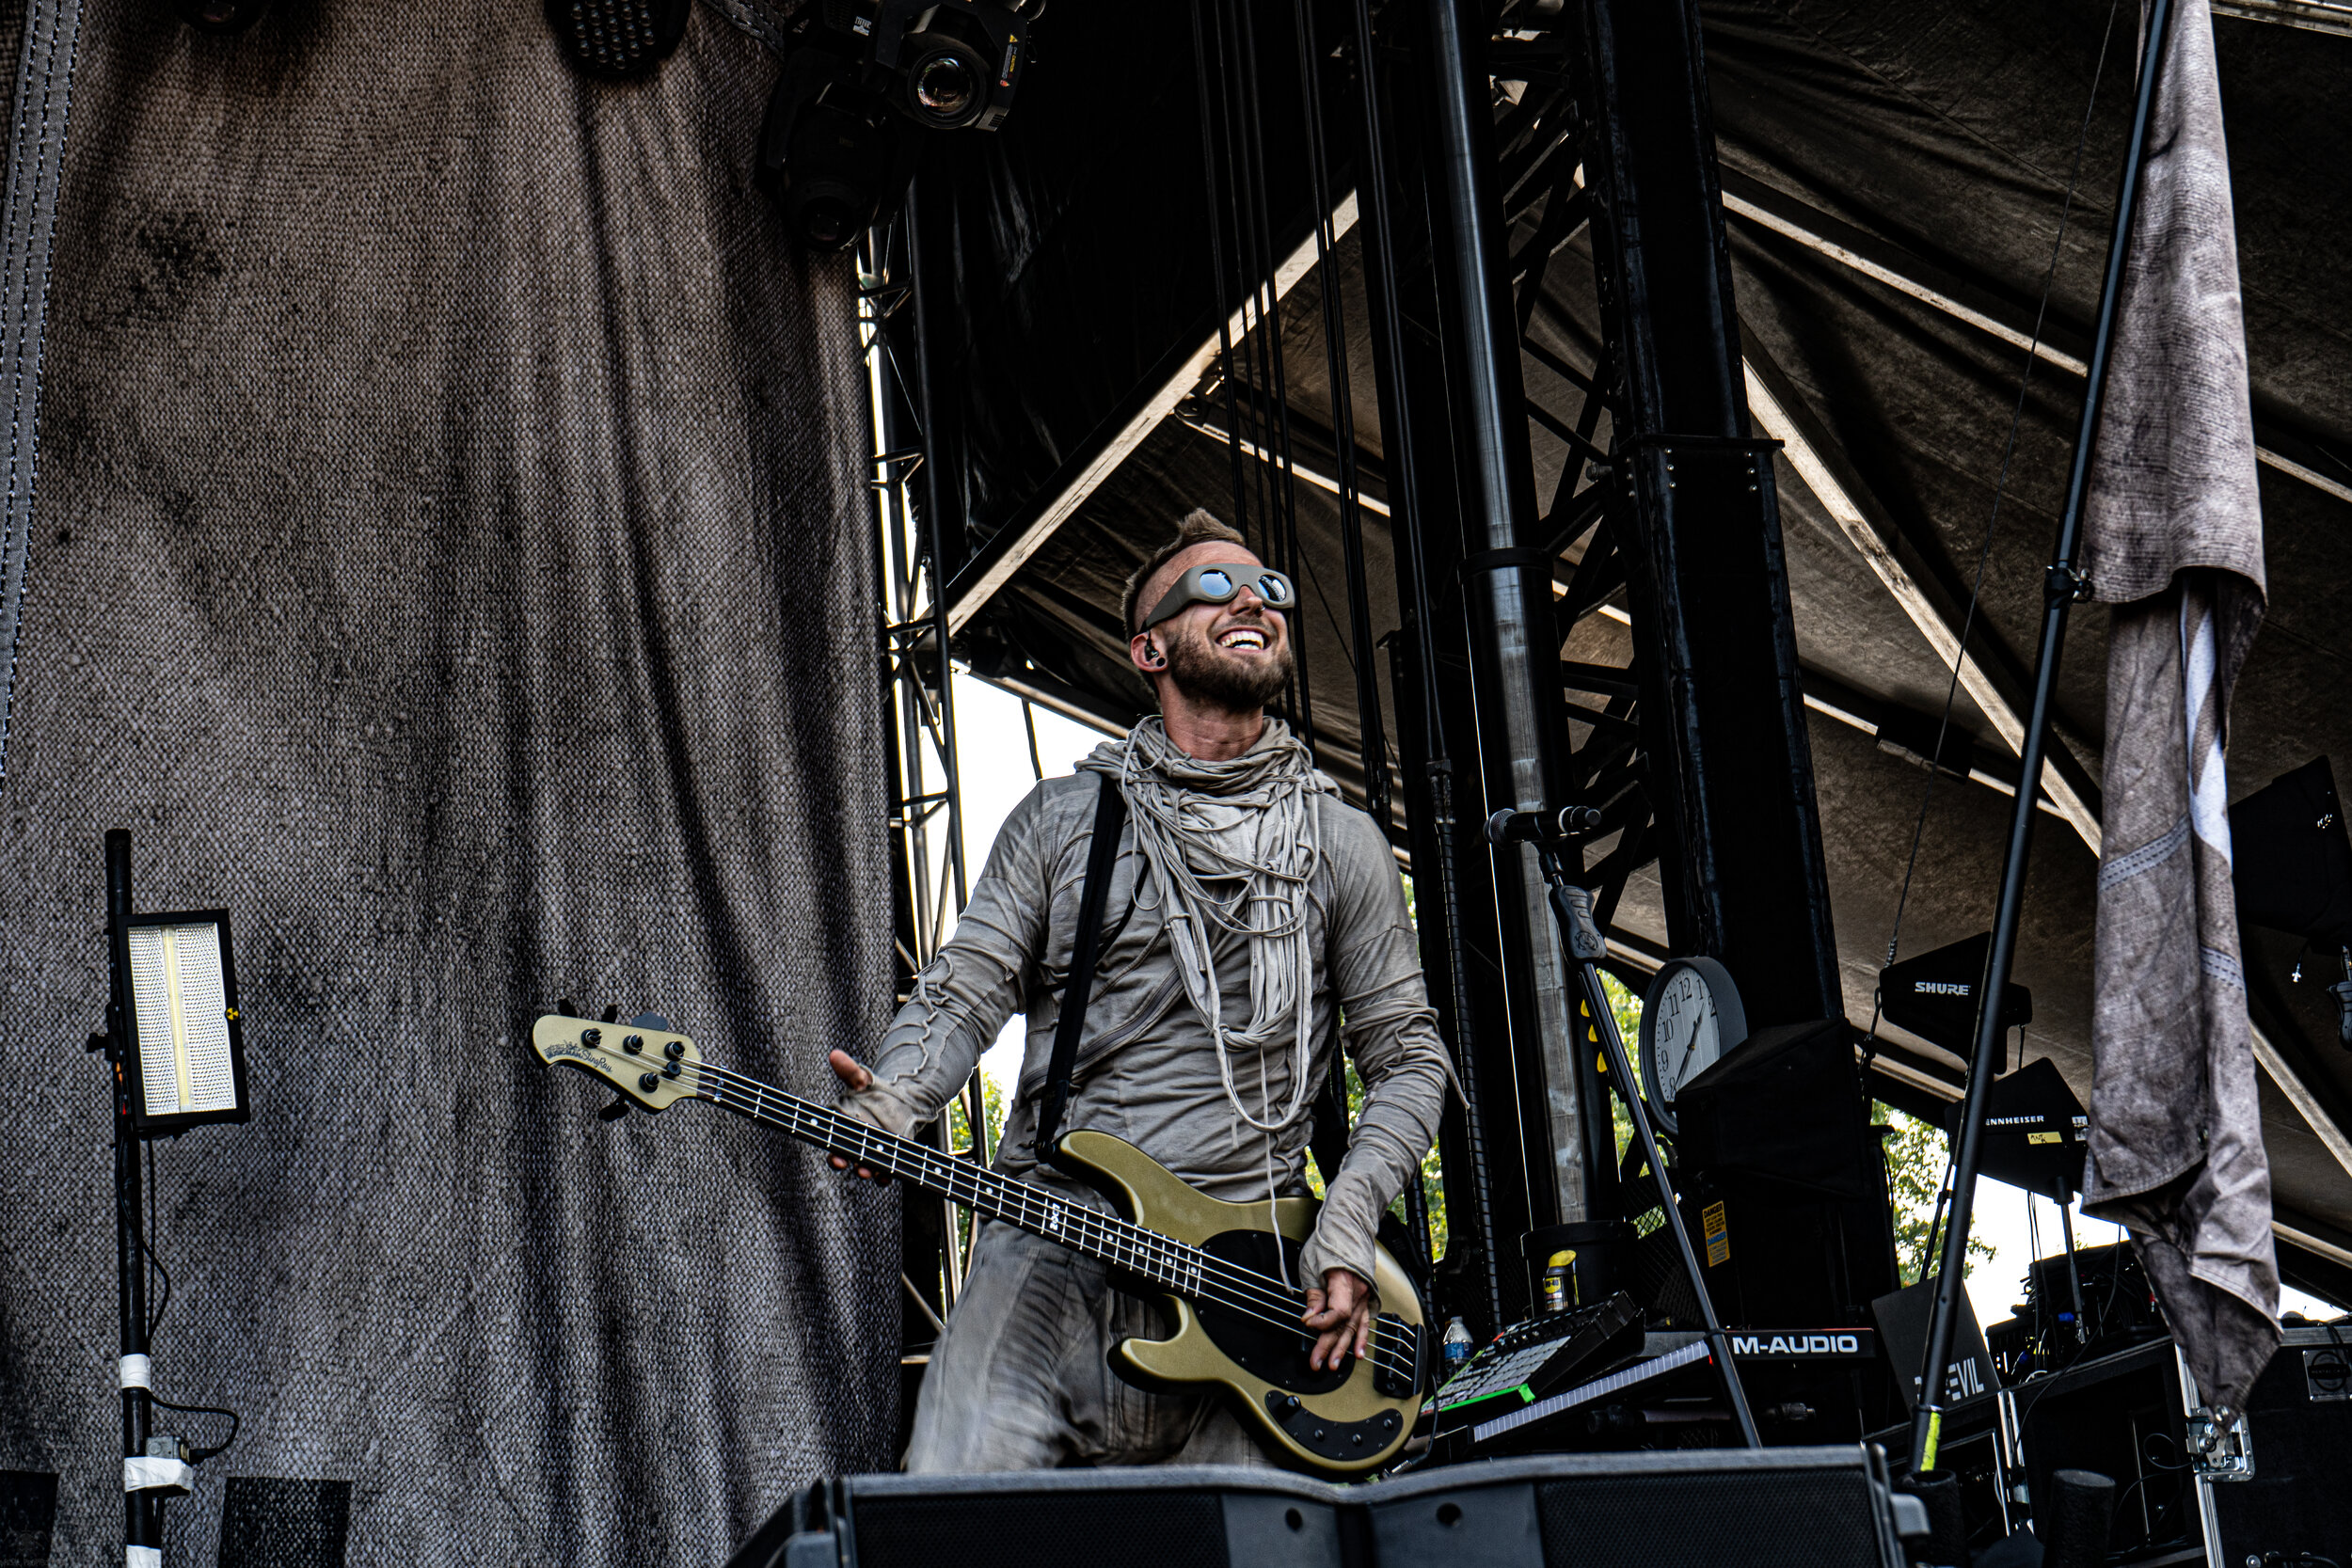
[1702,1200,1730,1268]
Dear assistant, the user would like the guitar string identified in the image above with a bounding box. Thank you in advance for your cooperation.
[589,1044,1418,1378]
[673,1049,1410,1358]
[679,1060,1420,1380]
[700,1079,1419,1383]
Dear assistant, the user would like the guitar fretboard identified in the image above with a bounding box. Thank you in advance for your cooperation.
[691,1067,1213,1302]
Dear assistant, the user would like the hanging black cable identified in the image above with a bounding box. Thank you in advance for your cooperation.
[1346,0,1504,1332]
[1201,0,1319,764]
[1291,0,1391,825]
[1188,0,1253,534]
[1209,0,1276,547]
[1877,0,2123,993]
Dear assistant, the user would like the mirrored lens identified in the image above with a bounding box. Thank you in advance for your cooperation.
[1258,572,1292,604]
[914,55,977,115]
[1198,569,1232,598]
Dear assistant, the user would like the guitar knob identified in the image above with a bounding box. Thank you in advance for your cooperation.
[623,1035,644,1054]
[581,1028,603,1046]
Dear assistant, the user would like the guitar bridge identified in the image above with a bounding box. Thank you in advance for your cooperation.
[1372,1315,1423,1399]
[1264,1390,1406,1464]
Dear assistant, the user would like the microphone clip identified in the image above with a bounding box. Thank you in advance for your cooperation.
[1483,804,1604,847]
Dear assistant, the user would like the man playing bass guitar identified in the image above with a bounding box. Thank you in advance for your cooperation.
[829,509,1453,1470]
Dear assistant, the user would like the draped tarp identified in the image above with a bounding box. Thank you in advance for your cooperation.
[0,4,900,1563]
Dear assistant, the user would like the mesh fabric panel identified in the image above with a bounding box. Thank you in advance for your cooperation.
[1535,1469,1881,1568]
[0,3,898,1563]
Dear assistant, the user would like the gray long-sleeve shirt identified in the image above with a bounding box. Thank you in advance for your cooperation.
[839,764,1453,1290]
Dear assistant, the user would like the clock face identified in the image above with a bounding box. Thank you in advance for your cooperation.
[1638,957,1748,1136]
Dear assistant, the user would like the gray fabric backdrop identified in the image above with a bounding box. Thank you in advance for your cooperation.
[0,2,902,1562]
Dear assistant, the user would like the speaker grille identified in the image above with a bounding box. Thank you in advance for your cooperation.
[1536,1469,1879,1568]
[0,1472,57,1568]
[855,1490,1230,1568]
[217,1478,353,1568]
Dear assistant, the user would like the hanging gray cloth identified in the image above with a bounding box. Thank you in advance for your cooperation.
[2079,0,2277,1417]
[0,4,900,1563]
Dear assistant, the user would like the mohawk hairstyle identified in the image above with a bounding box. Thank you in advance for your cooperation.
[1120,509,1249,636]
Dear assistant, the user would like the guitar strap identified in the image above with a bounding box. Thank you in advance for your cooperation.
[1034,773,1126,1175]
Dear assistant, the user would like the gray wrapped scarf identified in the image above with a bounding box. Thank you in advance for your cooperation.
[1077,719,1338,1148]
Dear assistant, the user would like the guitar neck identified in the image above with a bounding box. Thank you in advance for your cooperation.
[686,1064,1208,1300]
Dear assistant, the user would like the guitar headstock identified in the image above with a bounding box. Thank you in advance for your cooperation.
[531,1013,703,1113]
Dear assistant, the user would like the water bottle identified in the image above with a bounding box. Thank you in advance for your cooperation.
[1441,1316,1473,1376]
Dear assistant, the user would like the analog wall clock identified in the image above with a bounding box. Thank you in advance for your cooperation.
[1637,956,1748,1136]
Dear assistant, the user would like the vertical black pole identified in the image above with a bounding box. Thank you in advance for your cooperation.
[1422,0,1597,1228]
[1910,0,2175,1472]
[106,828,156,1557]
[1352,0,1507,1331]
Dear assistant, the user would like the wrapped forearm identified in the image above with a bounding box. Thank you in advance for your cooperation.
[836,939,1025,1136]
[1298,977,1454,1289]
[836,792,1049,1136]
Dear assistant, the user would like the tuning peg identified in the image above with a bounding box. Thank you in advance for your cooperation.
[558,997,580,1019]
[600,1004,621,1023]
[597,1099,634,1122]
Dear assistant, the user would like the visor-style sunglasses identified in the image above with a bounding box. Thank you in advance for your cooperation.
[1141,562,1295,629]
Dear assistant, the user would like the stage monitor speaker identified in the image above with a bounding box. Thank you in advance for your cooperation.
[1364,1447,1907,1568]
[1676,1019,1874,1200]
[726,1468,1347,1568]
[2231,756,2352,947]
[731,1449,1909,1568]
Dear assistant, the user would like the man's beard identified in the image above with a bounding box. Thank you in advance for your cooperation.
[1164,619,1294,712]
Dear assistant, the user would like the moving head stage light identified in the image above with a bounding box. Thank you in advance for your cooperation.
[825,0,1029,132]
[759,0,1038,251]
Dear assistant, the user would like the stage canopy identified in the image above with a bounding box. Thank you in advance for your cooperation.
[912,0,2352,1301]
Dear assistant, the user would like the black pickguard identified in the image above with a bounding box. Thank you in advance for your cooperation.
[1193,1228,1350,1396]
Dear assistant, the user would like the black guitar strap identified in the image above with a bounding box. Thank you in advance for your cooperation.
[1034,773,1126,1175]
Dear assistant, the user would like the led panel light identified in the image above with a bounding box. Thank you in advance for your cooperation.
[118,911,249,1134]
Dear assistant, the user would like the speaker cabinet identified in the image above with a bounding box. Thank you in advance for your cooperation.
[2205,1324,2352,1565]
[731,1448,1907,1568]
[1365,1449,1906,1568]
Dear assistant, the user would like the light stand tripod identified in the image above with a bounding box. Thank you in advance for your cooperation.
[1495,809,1761,1448]
[92,829,248,1562]
[96,829,177,1563]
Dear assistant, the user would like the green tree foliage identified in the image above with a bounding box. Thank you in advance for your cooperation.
[946,1069,1007,1161]
[1878,1102,1994,1283]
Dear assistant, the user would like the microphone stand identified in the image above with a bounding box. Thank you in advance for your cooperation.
[1908,0,2176,1475]
[1522,832,1761,1449]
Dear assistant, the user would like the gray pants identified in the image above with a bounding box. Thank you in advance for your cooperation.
[903,1222,1275,1472]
